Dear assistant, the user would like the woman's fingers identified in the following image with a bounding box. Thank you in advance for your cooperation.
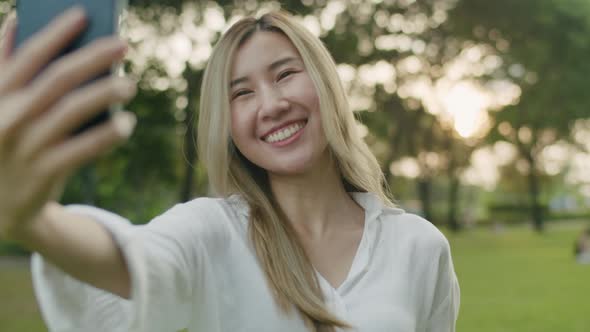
[28,37,127,114]
[0,92,36,144]
[0,6,87,92]
[19,76,136,160]
[3,37,127,140]
[0,12,17,64]
[41,111,136,179]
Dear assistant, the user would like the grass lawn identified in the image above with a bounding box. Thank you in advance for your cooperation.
[0,259,45,331]
[1,221,589,331]
[449,222,590,332]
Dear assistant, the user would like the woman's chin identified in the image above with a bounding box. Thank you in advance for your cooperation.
[263,159,316,177]
[266,165,310,177]
[257,148,330,178]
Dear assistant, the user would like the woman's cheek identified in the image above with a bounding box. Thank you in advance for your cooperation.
[300,77,320,107]
[231,109,255,141]
[230,110,244,140]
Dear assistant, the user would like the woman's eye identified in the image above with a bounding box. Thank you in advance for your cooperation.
[278,70,296,81]
[233,90,251,99]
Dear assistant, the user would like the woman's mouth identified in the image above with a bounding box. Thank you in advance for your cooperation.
[262,120,307,145]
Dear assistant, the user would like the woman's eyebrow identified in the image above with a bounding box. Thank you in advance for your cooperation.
[230,56,300,88]
[269,56,299,71]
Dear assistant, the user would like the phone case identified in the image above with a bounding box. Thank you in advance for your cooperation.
[16,0,126,51]
[15,0,128,135]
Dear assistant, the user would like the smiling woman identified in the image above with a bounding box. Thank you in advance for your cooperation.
[194,11,459,332]
[1,8,459,332]
[228,33,325,175]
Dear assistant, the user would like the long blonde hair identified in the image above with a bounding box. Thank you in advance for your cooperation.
[197,11,394,331]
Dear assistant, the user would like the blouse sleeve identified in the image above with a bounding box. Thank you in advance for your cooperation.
[31,198,229,332]
[424,237,461,332]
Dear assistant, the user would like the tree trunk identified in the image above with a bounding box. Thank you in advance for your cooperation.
[444,132,461,232]
[180,65,200,202]
[180,121,196,202]
[447,173,461,232]
[526,156,544,232]
[417,178,434,223]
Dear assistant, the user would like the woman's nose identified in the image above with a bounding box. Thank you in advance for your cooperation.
[258,85,289,119]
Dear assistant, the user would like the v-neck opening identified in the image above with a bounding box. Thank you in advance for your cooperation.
[314,199,371,295]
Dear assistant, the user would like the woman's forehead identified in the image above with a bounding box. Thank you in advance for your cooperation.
[230,32,302,79]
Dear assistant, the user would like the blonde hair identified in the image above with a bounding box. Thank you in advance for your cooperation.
[197,11,394,332]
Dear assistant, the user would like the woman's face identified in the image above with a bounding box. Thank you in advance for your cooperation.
[229,31,328,176]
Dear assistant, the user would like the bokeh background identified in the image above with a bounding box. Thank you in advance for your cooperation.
[1,0,590,331]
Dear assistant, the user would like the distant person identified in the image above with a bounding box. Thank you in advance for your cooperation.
[0,8,459,332]
[574,228,590,264]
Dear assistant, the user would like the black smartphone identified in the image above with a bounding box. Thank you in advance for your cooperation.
[15,0,128,135]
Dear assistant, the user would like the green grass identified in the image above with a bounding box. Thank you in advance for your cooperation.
[0,261,46,331]
[449,223,590,332]
[1,222,589,331]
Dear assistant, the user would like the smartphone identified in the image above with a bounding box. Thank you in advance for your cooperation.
[15,0,128,135]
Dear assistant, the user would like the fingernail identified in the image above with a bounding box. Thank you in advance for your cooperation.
[106,38,128,57]
[1,12,16,34]
[115,79,137,99]
[64,5,86,22]
[113,111,137,138]
[6,11,16,25]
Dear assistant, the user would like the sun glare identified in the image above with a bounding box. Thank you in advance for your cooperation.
[439,81,491,138]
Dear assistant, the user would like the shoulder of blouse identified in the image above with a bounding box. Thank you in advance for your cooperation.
[379,210,452,254]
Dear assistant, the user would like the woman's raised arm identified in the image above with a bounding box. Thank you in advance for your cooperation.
[0,7,136,298]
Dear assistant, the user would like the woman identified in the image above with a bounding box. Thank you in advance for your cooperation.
[0,7,459,332]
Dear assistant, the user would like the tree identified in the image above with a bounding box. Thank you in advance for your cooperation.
[449,0,590,231]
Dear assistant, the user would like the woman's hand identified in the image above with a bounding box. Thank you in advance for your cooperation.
[0,7,137,243]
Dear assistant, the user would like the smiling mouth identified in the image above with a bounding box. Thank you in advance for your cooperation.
[262,120,307,143]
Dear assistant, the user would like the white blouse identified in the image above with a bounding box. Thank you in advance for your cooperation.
[31,192,460,332]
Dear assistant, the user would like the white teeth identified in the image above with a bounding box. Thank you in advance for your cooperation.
[264,122,305,143]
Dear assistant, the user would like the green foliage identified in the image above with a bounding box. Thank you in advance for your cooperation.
[1,0,589,230]
[450,0,590,147]
[487,202,549,225]
[447,0,590,230]
[0,241,28,256]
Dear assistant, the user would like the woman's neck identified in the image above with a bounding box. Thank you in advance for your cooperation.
[267,154,363,239]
